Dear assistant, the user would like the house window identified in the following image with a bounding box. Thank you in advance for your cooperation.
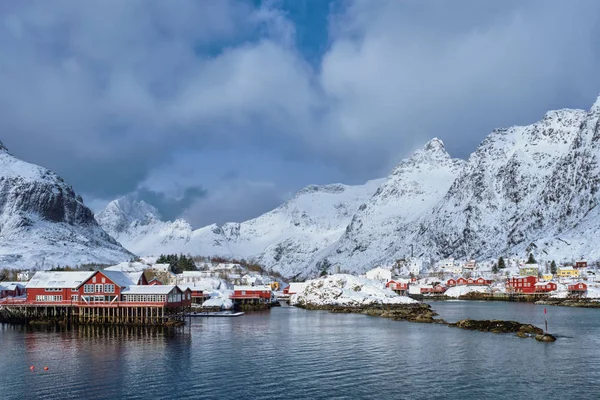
[71,295,78,302]
[104,284,115,293]
[84,284,94,293]
[95,284,103,293]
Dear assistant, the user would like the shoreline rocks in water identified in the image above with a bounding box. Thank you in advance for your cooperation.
[297,302,441,323]
[536,298,600,308]
[448,319,556,342]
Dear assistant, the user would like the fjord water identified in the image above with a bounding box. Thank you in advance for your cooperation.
[1,302,599,400]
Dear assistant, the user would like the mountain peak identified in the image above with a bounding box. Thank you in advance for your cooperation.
[423,137,446,153]
[408,137,452,163]
[591,94,600,114]
[96,196,162,234]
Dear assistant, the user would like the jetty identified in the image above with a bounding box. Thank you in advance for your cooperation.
[0,270,191,326]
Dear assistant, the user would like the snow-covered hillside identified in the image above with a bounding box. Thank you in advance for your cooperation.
[0,141,133,268]
[419,107,589,259]
[98,95,600,277]
[322,138,465,271]
[289,274,416,307]
[97,179,384,277]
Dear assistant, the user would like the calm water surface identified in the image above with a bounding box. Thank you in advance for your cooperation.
[1,301,599,400]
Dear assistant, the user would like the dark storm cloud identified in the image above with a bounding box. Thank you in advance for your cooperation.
[137,186,208,221]
[1,0,600,226]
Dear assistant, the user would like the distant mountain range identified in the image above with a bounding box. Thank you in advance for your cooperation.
[3,96,600,276]
[0,141,133,269]
[96,95,600,278]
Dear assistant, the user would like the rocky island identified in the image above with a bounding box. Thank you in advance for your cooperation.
[290,274,557,342]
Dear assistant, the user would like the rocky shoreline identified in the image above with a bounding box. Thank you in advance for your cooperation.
[295,302,557,342]
[535,298,600,308]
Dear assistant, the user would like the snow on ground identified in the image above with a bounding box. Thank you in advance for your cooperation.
[584,283,600,299]
[179,277,233,309]
[444,285,491,298]
[290,274,416,307]
[201,297,233,309]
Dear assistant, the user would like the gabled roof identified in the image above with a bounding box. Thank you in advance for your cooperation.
[26,271,95,289]
[101,270,136,288]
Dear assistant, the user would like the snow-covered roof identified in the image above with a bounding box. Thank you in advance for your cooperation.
[0,282,25,290]
[104,262,148,273]
[234,285,272,291]
[177,285,205,292]
[122,285,179,295]
[288,282,307,293]
[182,271,206,277]
[26,271,96,289]
[101,270,137,288]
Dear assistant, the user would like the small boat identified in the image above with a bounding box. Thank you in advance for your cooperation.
[186,311,245,317]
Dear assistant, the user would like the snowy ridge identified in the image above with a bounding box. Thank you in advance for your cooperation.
[321,138,465,271]
[98,178,384,277]
[0,142,133,268]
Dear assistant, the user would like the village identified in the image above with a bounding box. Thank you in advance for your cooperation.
[1,254,599,326]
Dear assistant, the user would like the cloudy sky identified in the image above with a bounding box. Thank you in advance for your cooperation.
[1,0,600,227]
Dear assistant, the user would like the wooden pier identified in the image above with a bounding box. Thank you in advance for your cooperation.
[0,301,189,326]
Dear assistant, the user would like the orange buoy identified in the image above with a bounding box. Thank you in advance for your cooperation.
[44,366,49,371]
[30,366,35,371]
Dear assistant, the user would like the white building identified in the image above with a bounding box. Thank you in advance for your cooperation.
[286,282,307,295]
[408,260,423,276]
[17,271,31,281]
[365,267,392,282]
[151,263,171,273]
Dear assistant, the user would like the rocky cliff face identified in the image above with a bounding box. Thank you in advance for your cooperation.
[0,141,133,268]
[418,107,589,259]
[321,138,465,271]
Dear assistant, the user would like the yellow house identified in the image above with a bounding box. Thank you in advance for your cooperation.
[542,274,554,281]
[557,267,580,278]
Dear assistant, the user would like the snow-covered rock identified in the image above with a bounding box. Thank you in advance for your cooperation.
[289,274,416,307]
[0,141,133,268]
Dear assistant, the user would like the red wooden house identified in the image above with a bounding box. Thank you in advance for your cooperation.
[0,282,26,299]
[446,278,457,287]
[421,284,447,294]
[121,285,192,308]
[534,281,557,293]
[230,285,273,303]
[568,282,587,295]
[475,277,492,285]
[26,271,96,304]
[575,261,588,269]
[178,285,210,306]
[506,276,537,294]
[386,280,409,294]
[148,278,163,285]
[457,277,468,286]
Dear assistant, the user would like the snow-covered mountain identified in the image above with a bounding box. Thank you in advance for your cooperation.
[0,141,133,268]
[97,178,385,277]
[419,106,590,259]
[320,138,465,271]
[98,95,600,277]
